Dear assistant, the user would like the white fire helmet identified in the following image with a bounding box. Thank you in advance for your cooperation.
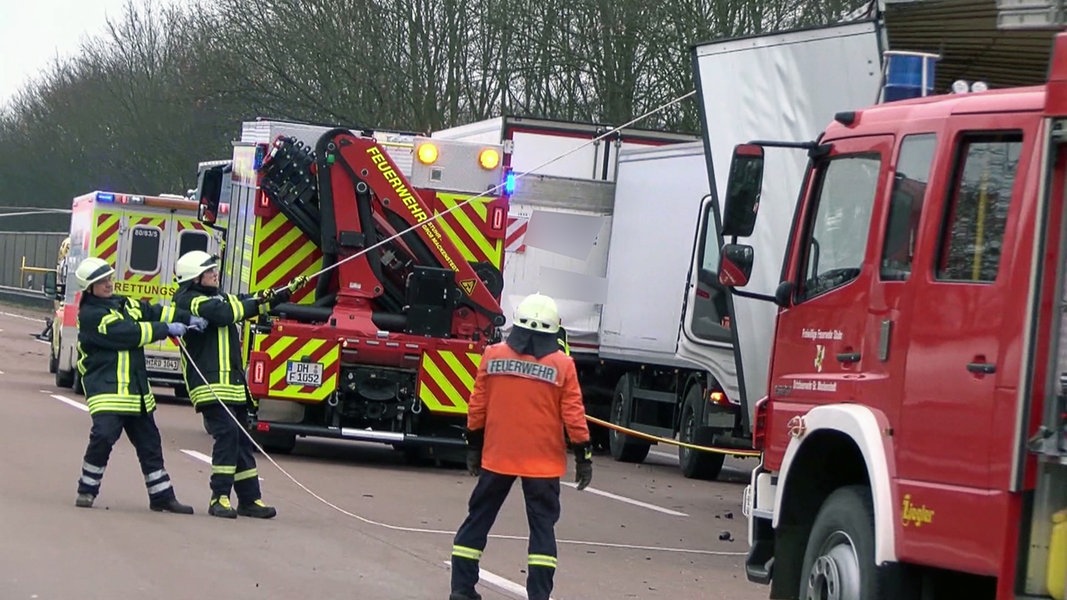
[513,293,560,334]
[74,257,115,291]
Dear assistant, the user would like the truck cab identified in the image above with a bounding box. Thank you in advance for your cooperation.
[720,31,1067,600]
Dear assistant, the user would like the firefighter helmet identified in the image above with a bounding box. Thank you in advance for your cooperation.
[513,293,560,334]
[74,257,115,291]
[175,250,218,283]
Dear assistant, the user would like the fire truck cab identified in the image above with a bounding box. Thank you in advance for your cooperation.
[720,32,1067,600]
[195,120,508,458]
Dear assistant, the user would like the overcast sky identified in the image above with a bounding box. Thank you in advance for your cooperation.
[1,0,138,108]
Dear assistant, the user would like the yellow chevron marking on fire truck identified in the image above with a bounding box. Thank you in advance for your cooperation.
[437,194,501,266]
[440,351,477,390]
[94,213,121,261]
[254,334,339,402]
[252,213,321,304]
[417,350,482,415]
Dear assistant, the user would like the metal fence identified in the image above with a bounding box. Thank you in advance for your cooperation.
[0,231,66,290]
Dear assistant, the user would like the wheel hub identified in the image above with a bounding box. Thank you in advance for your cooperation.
[804,534,861,600]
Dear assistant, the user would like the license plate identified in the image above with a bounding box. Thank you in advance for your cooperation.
[146,356,179,371]
[286,360,323,387]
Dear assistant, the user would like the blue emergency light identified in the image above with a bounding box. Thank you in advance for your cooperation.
[504,171,517,195]
[96,192,115,203]
[882,51,940,103]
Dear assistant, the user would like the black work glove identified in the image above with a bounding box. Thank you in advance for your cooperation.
[257,287,292,308]
[465,429,484,476]
[572,441,593,490]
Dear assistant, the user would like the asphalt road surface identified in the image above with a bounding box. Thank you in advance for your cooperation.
[0,305,766,600]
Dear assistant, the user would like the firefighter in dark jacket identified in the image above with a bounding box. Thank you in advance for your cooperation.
[172,250,300,519]
[73,256,205,513]
[450,293,593,600]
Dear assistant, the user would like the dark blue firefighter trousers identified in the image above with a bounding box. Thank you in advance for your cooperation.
[451,470,562,600]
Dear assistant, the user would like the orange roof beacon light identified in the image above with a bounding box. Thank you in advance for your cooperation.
[416,142,439,165]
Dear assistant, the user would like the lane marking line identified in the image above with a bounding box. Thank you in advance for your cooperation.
[561,482,688,517]
[182,448,265,481]
[443,561,554,600]
[1,311,46,322]
[40,390,88,412]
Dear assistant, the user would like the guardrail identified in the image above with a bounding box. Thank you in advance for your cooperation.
[0,284,53,312]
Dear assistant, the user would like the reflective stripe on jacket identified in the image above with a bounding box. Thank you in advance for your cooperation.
[77,295,186,415]
[173,285,259,409]
[467,342,590,478]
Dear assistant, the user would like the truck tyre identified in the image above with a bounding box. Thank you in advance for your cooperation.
[679,386,725,480]
[798,485,887,600]
[608,375,650,463]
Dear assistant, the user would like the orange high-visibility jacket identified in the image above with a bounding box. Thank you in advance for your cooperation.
[468,342,590,478]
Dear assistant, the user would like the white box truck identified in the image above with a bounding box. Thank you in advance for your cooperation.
[435,117,753,479]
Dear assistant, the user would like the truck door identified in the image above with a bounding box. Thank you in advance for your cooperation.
[123,211,171,356]
[897,121,1031,491]
[864,133,938,430]
[768,135,891,457]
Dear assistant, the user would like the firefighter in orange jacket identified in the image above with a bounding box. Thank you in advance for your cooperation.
[449,293,592,600]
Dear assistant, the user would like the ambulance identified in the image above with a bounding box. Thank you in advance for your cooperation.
[46,191,221,397]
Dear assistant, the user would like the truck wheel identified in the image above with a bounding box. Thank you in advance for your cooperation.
[679,387,725,480]
[608,375,650,463]
[799,485,887,600]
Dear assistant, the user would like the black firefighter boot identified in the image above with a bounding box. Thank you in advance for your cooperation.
[208,495,238,519]
[236,499,277,519]
[150,496,194,514]
[448,592,482,600]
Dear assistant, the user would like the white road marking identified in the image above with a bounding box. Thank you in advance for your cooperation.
[0,311,45,322]
[43,391,88,412]
[561,482,688,517]
[181,449,214,464]
[181,449,264,481]
[443,561,554,600]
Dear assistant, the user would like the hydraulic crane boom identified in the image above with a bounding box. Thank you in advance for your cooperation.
[258,128,505,337]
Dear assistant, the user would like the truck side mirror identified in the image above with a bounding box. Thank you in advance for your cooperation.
[721,144,765,238]
[43,271,57,298]
[718,243,754,287]
[196,166,225,225]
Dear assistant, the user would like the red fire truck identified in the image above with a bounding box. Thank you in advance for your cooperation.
[719,30,1067,600]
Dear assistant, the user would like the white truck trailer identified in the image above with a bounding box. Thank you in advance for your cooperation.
[434,116,751,479]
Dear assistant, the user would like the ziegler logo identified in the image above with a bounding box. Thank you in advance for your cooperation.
[900,494,935,528]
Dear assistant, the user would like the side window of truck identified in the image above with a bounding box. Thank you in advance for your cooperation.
[936,132,1022,283]
[129,225,161,274]
[881,134,936,280]
[798,154,881,301]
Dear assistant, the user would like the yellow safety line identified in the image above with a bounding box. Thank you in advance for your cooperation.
[585,415,761,458]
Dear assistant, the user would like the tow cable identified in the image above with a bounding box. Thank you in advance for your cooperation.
[174,337,745,557]
[586,415,761,458]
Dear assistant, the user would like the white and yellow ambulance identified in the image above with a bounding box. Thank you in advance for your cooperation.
[46,191,221,397]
